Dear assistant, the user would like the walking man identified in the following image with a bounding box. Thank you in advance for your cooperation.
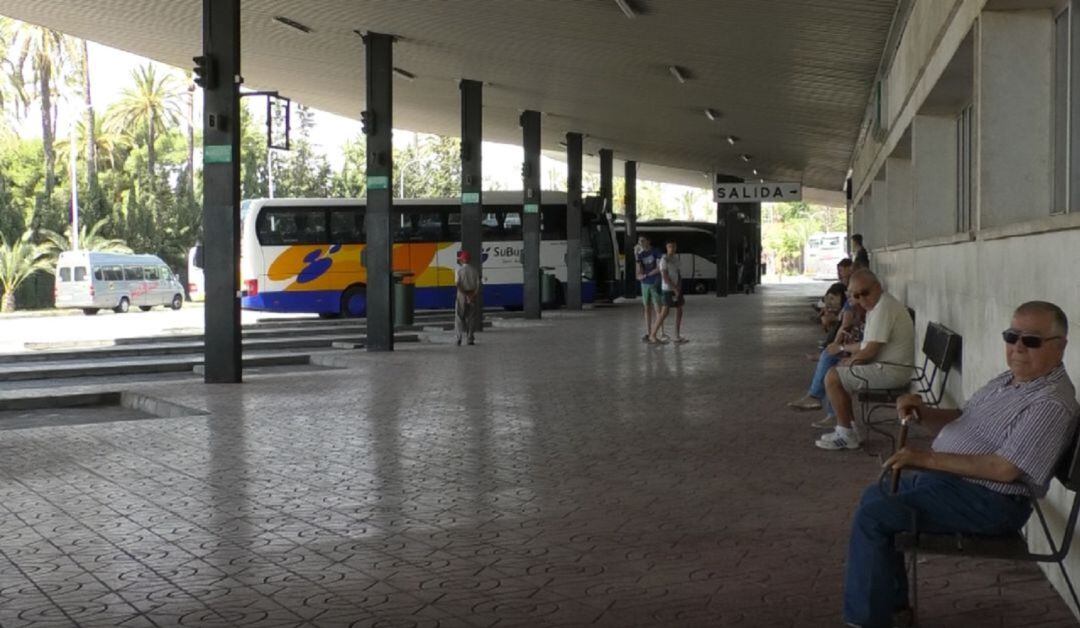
[455,250,480,346]
[636,236,664,342]
[650,240,688,344]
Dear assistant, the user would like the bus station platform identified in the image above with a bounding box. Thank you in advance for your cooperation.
[0,285,1074,627]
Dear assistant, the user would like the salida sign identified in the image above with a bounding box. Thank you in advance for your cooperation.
[713,180,802,203]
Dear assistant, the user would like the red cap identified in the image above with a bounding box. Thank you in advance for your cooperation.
[457,250,470,262]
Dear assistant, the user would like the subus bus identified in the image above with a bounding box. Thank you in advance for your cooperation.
[238,192,621,316]
[615,219,718,294]
[804,231,848,280]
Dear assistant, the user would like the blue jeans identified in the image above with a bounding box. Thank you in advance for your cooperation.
[843,471,1032,627]
[809,350,840,415]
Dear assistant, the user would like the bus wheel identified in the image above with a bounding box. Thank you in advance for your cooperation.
[171,294,183,310]
[114,298,130,314]
[341,286,366,318]
[83,308,99,316]
[693,281,708,294]
[139,306,153,312]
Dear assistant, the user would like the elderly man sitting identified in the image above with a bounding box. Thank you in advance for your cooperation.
[842,301,1079,628]
[816,270,915,450]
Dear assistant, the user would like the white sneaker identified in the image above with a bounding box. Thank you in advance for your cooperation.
[811,414,836,429]
[815,429,861,450]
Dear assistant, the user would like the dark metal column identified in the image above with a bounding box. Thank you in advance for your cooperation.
[623,160,637,297]
[201,0,242,383]
[521,110,542,319]
[565,132,583,310]
[363,32,394,351]
[749,203,762,286]
[713,174,741,298]
[460,79,483,330]
[598,148,613,213]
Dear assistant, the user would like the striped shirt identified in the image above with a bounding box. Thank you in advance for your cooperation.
[932,365,1079,497]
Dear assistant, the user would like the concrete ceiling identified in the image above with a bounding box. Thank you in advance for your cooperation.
[1,0,897,198]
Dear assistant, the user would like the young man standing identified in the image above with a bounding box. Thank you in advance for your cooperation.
[455,250,480,346]
[635,236,664,342]
[650,240,688,344]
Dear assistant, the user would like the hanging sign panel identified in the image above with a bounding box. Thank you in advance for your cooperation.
[714,181,802,203]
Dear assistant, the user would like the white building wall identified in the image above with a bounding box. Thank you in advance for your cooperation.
[850,0,1080,615]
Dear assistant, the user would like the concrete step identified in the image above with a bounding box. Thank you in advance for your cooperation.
[0,351,311,382]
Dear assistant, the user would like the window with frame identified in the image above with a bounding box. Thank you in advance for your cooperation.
[74,267,87,282]
[257,208,329,245]
[144,266,160,281]
[1053,5,1070,213]
[58,268,72,282]
[124,266,144,281]
[955,104,973,232]
[329,208,365,243]
[480,208,523,241]
[103,266,124,281]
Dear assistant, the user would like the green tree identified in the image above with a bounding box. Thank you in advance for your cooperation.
[0,229,50,312]
[40,217,132,268]
[332,137,366,197]
[11,22,77,210]
[104,64,184,186]
[394,133,460,198]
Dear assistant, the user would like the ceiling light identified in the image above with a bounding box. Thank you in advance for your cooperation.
[759,178,765,183]
[614,0,638,19]
[273,16,312,33]
[668,65,687,84]
[739,154,752,162]
[752,169,758,176]
[726,135,738,146]
[704,108,719,122]
[392,67,416,81]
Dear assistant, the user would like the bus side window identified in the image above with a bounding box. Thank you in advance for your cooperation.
[94,268,104,281]
[540,205,567,240]
[104,266,123,281]
[124,266,144,281]
[144,266,160,281]
[330,208,364,244]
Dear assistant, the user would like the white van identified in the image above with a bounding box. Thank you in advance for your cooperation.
[54,251,185,315]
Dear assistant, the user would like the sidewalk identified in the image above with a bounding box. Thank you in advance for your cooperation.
[0,285,1073,626]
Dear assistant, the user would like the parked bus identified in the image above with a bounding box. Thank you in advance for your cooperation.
[614,219,718,294]
[804,231,848,279]
[239,192,621,316]
[54,251,185,315]
[187,246,205,302]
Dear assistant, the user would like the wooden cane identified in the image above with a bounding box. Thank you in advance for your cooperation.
[891,412,915,494]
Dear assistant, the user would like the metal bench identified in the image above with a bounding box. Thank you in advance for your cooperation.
[887,424,1080,625]
[851,322,962,451]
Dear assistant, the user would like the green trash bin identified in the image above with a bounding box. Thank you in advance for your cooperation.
[393,272,415,326]
[540,267,558,307]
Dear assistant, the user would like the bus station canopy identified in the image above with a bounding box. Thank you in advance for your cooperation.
[1,0,898,199]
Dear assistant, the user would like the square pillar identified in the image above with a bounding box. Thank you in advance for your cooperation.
[363,32,394,351]
[520,110,542,319]
[623,160,637,297]
[201,0,242,383]
[565,132,583,310]
[460,79,483,329]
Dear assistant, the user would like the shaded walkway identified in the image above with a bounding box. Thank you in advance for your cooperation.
[0,285,1074,626]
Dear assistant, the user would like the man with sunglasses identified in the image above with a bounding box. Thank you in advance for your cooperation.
[816,269,915,450]
[841,301,1078,628]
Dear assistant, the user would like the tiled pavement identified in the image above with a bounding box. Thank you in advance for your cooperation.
[0,284,1076,627]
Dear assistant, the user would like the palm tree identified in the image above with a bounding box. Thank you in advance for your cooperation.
[79,39,97,193]
[183,69,195,197]
[104,64,183,186]
[55,116,129,174]
[0,18,29,132]
[0,230,51,312]
[40,218,131,268]
[12,23,76,208]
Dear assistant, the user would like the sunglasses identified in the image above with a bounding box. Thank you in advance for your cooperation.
[1002,329,1063,349]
